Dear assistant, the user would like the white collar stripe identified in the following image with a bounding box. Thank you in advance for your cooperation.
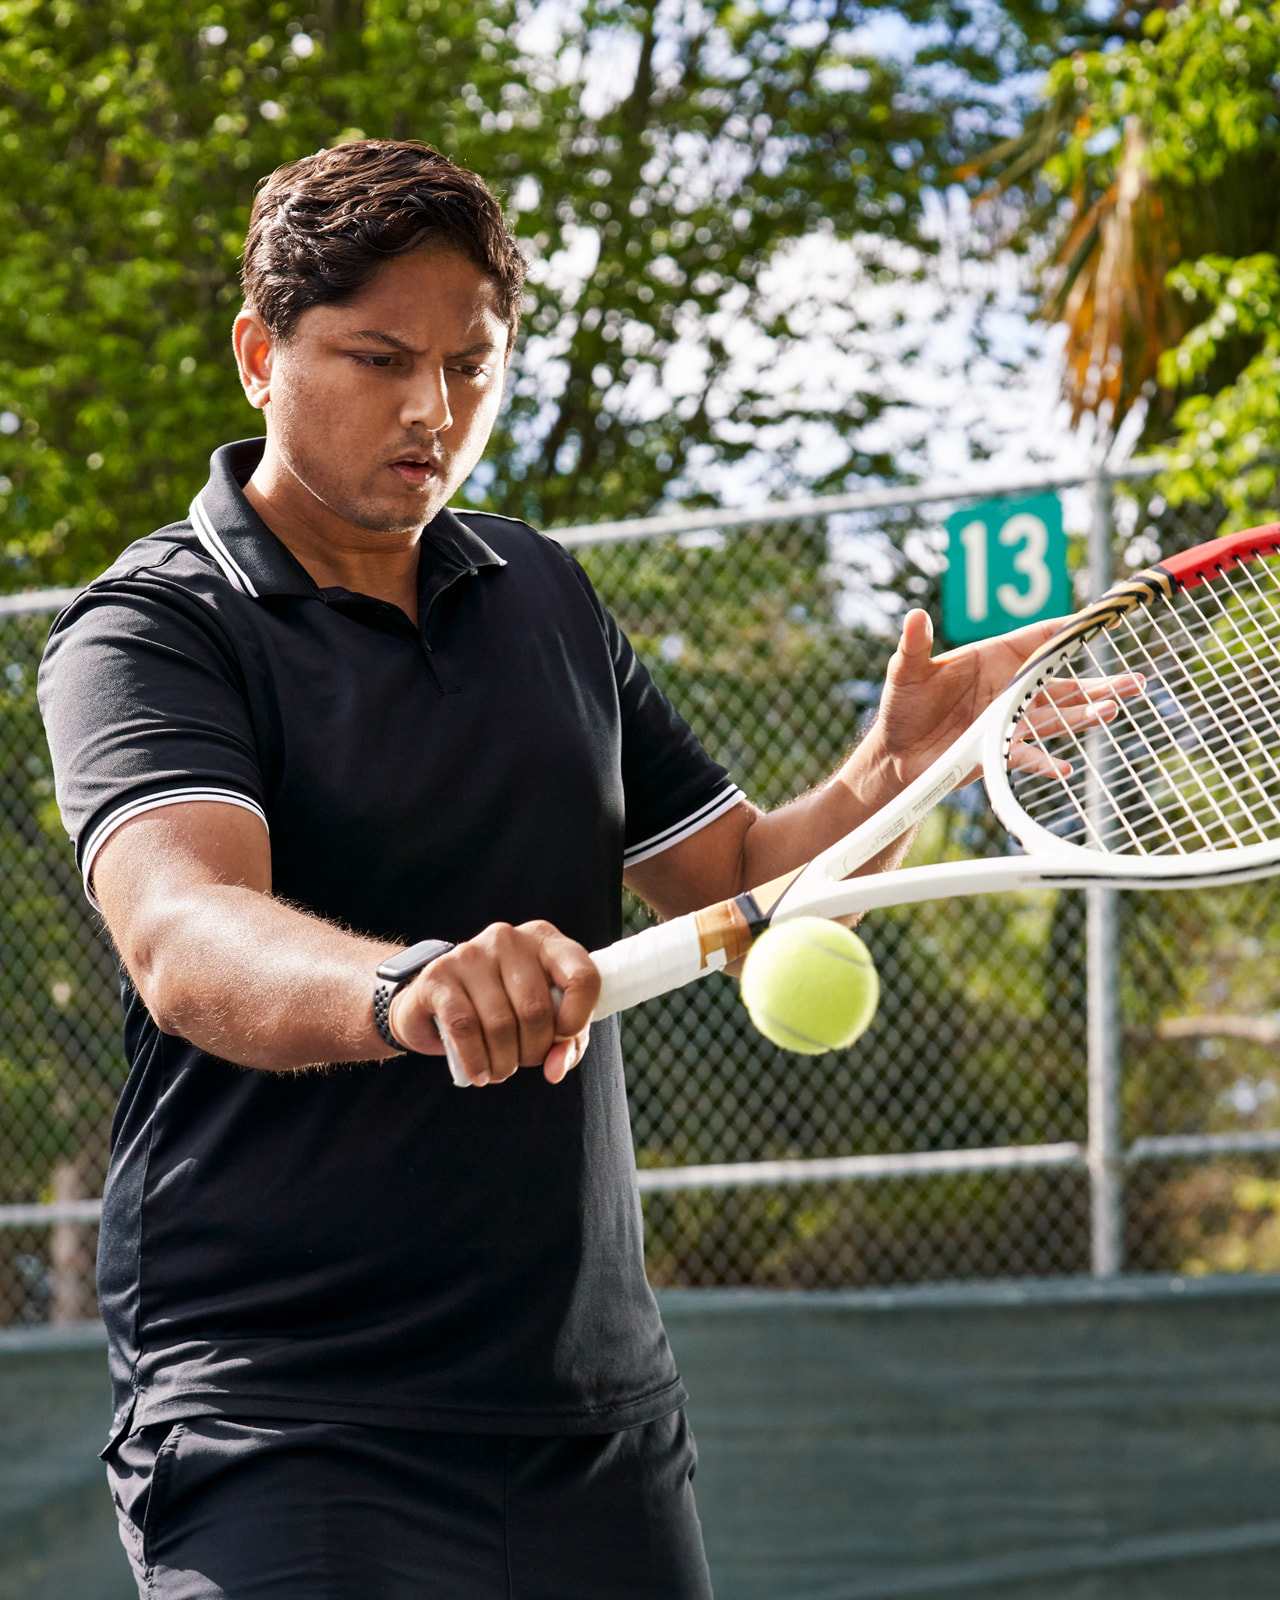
[190,493,259,598]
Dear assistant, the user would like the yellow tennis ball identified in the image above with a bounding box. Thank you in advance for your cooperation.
[740,917,879,1055]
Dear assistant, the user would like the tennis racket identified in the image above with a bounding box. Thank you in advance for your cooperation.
[586,522,1280,1022]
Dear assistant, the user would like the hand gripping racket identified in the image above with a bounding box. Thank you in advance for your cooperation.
[586,523,1280,1023]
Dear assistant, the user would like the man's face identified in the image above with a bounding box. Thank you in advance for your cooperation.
[249,250,511,537]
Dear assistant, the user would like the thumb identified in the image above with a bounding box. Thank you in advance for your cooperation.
[889,608,935,679]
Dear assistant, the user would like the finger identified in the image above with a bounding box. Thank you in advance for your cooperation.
[1008,740,1072,779]
[543,1024,591,1086]
[1035,672,1145,706]
[1000,613,1070,657]
[386,983,446,1057]
[439,923,565,1079]
[391,978,495,1086]
[498,953,562,1066]
[528,924,601,1039]
[431,988,499,1085]
[448,962,533,1083]
[1021,697,1120,740]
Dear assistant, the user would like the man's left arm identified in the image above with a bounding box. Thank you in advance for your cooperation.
[626,608,1092,919]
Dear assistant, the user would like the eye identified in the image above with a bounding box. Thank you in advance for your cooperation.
[351,352,402,370]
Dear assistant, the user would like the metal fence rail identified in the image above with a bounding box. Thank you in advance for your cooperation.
[4,463,1280,1319]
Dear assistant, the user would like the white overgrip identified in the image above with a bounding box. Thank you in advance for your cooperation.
[591,912,713,1020]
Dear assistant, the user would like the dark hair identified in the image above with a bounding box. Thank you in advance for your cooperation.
[241,140,526,342]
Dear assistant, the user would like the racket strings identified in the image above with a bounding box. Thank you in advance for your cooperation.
[1010,552,1280,855]
[1105,604,1280,841]
[1082,608,1280,849]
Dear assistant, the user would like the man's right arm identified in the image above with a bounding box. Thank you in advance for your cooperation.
[93,801,598,1086]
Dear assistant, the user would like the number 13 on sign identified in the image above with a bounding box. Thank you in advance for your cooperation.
[941,492,1069,645]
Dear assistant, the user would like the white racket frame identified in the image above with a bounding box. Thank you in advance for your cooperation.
[443,529,1280,1080]
[589,589,1280,1022]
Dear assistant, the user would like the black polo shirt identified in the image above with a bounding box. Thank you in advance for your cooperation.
[38,439,741,1444]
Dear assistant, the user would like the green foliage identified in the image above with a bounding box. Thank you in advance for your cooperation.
[1044,0,1280,197]
[496,0,949,524]
[1,0,1122,588]
[1159,254,1280,529]
[0,0,552,585]
[1012,0,1280,516]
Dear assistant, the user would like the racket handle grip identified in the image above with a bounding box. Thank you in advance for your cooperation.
[591,913,710,1021]
[443,911,709,1083]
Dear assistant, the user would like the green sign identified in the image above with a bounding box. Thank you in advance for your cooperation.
[941,492,1069,644]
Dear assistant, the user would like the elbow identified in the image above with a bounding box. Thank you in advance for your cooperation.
[125,928,193,1038]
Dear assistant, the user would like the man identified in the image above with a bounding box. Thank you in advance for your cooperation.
[39,141,1110,1598]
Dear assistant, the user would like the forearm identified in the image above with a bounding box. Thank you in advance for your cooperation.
[627,726,917,920]
[130,882,399,1072]
[738,725,915,891]
[96,804,599,1087]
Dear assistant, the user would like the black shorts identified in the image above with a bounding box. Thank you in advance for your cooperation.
[105,1409,713,1599]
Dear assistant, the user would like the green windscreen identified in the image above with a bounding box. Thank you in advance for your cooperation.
[8,1277,1280,1600]
[665,1276,1280,1600]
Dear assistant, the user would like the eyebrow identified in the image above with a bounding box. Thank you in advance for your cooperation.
[347,330,501,358]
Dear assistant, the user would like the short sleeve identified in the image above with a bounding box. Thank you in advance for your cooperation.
[38,582,268,895]
[601,607,743,867]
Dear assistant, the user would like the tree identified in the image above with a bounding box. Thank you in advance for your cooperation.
[975,0,1280,524]
[1,0,1118,590]
[0,0,558,586]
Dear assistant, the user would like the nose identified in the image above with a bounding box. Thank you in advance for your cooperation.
[402,367,452,434]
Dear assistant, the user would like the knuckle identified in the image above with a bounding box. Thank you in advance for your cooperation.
[487,1012,518,1045]
[425,954,459,987]
[515,998,550,1036]
[443,1010,482,1044]
[466,923,512,960]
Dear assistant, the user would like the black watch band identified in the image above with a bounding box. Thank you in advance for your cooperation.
[373,938,455,1049]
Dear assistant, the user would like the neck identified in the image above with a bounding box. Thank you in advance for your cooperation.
[244,450,421,624]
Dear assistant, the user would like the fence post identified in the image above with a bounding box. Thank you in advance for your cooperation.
[1087,471,1123,1276]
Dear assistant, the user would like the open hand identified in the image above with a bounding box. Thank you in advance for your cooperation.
[868,609,1144,787]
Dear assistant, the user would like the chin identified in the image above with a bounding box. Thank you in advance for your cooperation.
[365,512,429,535]
[349,497,441,536]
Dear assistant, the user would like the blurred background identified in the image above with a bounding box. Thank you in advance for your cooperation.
[4,1,1280,1596]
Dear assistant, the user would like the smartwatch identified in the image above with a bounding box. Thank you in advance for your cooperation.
[373,938,455,1049]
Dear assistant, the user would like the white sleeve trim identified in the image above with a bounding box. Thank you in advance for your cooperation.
[82,789,269,904]
[623,784,745,869]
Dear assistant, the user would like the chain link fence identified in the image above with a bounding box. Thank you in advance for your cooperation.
[2,470,1279,1323]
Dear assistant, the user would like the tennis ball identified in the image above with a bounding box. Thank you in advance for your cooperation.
[740,917,879,1055]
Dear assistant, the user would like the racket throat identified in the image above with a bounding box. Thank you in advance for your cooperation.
[693,890,771,971]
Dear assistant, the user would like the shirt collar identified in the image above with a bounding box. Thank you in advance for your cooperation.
[190,438,507,601]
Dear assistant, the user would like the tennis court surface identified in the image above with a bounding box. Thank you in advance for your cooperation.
[8,1273,1280,1599]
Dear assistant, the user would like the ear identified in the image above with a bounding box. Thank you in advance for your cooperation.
[233,310,275,411]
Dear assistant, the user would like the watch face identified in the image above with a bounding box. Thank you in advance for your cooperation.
[377,938,455,983]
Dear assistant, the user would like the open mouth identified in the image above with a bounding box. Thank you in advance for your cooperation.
[389,457,441,487]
